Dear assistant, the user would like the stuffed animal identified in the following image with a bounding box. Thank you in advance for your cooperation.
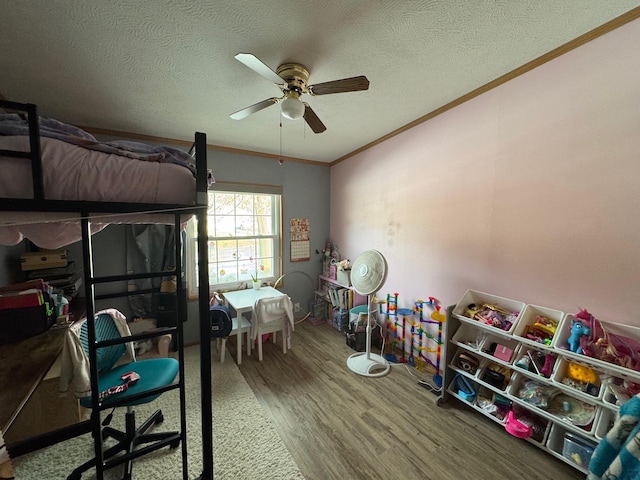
[567,318,590,354]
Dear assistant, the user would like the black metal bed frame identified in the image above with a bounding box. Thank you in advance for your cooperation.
[0,100,214,480]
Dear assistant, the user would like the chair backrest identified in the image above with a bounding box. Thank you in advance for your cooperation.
[253,295,293,328]
[79,313,127,375]
[210,304,233,338]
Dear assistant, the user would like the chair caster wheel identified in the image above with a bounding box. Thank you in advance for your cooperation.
[67,472,82,480]
[156,413,164,424]
[170,439,181,449]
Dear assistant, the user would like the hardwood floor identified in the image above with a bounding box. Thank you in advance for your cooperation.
[231,319,584,480]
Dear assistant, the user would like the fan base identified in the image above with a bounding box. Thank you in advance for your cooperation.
[347,352,390,378]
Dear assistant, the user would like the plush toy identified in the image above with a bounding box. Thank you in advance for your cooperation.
[567,318,590,354]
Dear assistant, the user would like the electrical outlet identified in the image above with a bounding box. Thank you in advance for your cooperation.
[294,303,300,313]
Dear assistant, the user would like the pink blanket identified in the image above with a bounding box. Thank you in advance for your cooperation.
[0,136,196,249]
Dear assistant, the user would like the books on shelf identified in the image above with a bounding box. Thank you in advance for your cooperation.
[25,261,79,281]
[325,285,355,311]
[25,261,82,298]
[0,288,45,309]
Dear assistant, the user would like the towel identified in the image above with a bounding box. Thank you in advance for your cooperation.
[588,393,640,480]
[59,309,135,398]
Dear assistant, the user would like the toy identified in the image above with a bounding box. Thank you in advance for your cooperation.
[567,318,590,354]
[567,362,598,384]
[416,297,445,387]
[541,354,556,378]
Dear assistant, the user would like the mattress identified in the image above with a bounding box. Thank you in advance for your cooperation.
[0,135,197,249]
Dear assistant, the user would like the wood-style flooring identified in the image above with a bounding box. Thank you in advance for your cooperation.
[230,319,584,480]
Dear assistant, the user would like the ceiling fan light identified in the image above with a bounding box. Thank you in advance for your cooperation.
[280,97,305,120]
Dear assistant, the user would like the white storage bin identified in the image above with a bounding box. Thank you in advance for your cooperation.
[547,423,596,472]
[553,358,604,401]
[552,314,588,354]
[601,375,638,409]
[509,404,551,445]
[512,346,558,379]
[478,360,512,391]
[448,373,479,404]
[452,290,525,334]
[475,386,510,423]
[513,304,565,348]
[509,373,598,434]
[452,348,482,376]
[451,323,487,350]
[479,333,520,364]
[595,407,615,440]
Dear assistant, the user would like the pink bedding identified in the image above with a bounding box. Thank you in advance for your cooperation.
[0,136,196,249]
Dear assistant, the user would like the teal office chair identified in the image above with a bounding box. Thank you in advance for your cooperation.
[68,313,180,480]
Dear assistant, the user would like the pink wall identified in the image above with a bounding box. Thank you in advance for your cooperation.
[330,19,640,326]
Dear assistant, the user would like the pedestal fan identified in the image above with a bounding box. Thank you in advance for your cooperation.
[346,250,390,377]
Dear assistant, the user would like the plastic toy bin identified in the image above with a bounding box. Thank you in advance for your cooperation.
[562,433,597,468]
[552,358,604,401]
[595,407,615,440]
[452,290,525,334]
[451,323,486,350]
[509,373,599,434]
[507,404,551,444]
[478,360,512,391]
[512,304,565,348]
[602,375,637,409]
[512,346,557,379]
[551,314,582,352]
[448,374,479,404]
[479,333,520,364]
[452,348,481,376]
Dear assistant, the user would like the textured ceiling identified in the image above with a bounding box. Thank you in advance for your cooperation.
[1,1,639,164]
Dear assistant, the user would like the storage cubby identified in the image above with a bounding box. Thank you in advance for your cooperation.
[452,290,525,334]
[452,348,481,376]
[447,373,479,404]
[475,386,510,423]
[547,423,597,473]
[509,403,551,445]
[552,358,604,401]
[512,346,557,379]
[478,360,512,391]
[445,295,640,474]
[512,304,564,349]
[594,407,615,441]
[478,333,520,364]
[451,322,486,350]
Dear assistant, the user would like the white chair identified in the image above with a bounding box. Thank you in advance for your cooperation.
[252,295,294,361]
[218,314,252,363]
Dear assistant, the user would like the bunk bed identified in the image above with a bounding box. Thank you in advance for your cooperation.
[0,100,214,480]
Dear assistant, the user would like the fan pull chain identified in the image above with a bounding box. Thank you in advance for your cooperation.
[279,120,283,165]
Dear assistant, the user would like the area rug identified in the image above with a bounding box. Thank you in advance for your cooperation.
[13,345,305,480]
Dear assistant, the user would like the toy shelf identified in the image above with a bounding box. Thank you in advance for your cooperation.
[444,291,640,474]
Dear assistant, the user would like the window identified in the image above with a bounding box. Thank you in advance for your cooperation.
[187,184,282,296]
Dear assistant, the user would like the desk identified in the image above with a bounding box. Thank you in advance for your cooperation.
[0,326,68,434]
[0,299,88,456]
[223,287,285,365]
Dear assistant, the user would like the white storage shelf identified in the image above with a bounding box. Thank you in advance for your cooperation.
[445,291,640,474]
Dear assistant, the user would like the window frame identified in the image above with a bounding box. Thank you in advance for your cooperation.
[186,182,283,297]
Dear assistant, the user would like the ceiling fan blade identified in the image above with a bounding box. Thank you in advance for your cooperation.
[303,105,326,134]
[235,53,286,84]
[308,75,370,95]
[230,97,279,120]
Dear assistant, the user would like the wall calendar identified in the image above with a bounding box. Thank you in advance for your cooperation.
[290,218,310,262]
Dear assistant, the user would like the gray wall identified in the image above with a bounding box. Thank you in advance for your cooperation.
[0,243,27,286]
[0,146,330,344]
[186,148,330,344]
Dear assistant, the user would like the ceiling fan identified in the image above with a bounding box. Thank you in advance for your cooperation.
[230,53,370,133]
